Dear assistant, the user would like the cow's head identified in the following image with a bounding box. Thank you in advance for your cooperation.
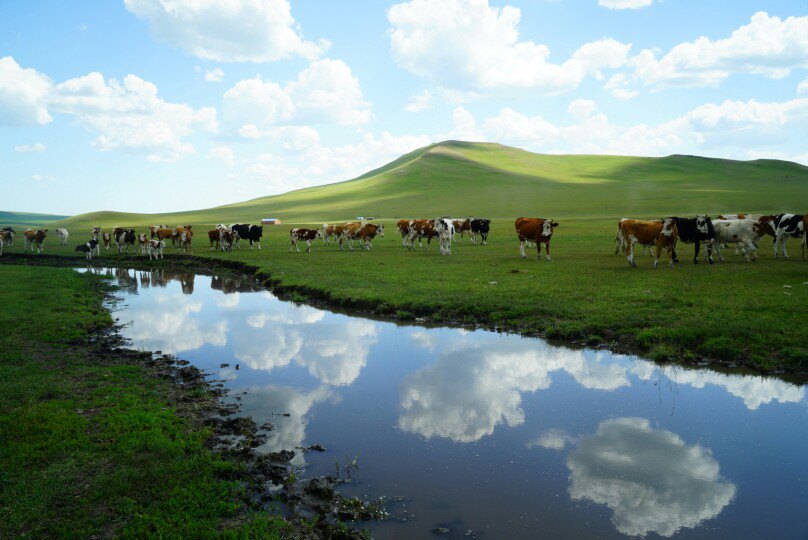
[696,215,714,236]
[542,220,558,236]
[661,218,676,236]
[315,229,323,239]
[376,223,384,237]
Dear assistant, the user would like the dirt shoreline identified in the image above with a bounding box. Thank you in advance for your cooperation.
[3,252,806,383]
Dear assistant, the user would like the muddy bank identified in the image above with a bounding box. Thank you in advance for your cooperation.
[2,251,806,382]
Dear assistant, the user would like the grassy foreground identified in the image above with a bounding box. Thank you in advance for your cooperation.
[0,265,286,538]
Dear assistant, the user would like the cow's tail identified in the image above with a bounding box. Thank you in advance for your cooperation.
[614,222,625,255]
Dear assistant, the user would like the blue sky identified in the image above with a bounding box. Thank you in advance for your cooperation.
[2,0,806,215]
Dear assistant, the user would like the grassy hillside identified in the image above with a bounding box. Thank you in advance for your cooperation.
[51,141,808,230]
[0,211,70,228]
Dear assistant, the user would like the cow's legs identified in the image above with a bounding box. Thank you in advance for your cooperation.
[782,236,789,259]
[306,240,312,253]
[544,242,552,261]
[625,238,637,268]
[714,241,725,262]
[742,240,757,261]
[482,233,488,245]
[519,239,526,259]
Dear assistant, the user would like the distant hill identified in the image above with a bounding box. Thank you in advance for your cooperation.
[0,211,70,228]
[55,141,808,228]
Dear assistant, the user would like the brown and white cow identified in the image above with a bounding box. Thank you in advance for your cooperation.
[219,230,235,252]
[515,218,559,261]
[396,220,412,247]
[154,227,176,245]
[138,233,149,254]
[451,218,471,243]
[147,240,165,260]
[289,228,322,253]
[340,222,384,251]
[712,218,771,262]
[406,219,439,251]
[178,229,193,254]
[149,224,169,239]
[321,223,342,245]
[23,228,48,254]
[616,218,678,268]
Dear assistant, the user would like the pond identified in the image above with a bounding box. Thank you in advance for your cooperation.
[92,267,807,539]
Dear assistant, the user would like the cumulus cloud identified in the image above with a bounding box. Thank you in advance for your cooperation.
[799,78,808,96]
[404,90,432,112]
[223,59,371,133]
[387,0,630,95]
[567,418,736,537]
[204,67,224,82]
[207,145,235,166]
[527,429,574,450]
[124,0,328,62]
[598,0,654,9]
[632,12,808,88]
[398,339,630,443]
[0,56,52,126]
[14,142,46,153]
[51,72,217,162]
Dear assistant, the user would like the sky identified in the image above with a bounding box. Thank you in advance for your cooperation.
[1,0,807,215]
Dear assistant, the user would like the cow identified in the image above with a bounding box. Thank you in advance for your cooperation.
[515,218,559,261]
[451,218,471,243]
[231,224,263,250]
[802,215,808,260]
[147,240,166,260]
[712,219,769,262]
[0,231,6,255]
[1,227,15,246]
[669,216,715,264]
[154,227,176,245]
[406,219,439,251]
[137,233,149,254]
[469,218,491,245]
[396,220,412,247]
[219,230,235,252]
[149,224,169,239]
[178,230,193,254]
[208,228,222,250]
[75,239,99,260]
[174,225,192,247]
[289,228,322,252]
[23,229,47,254]
[615,218,677,268]
[321,223,341,245]
[340,222,384,251]
[55,228,69,246]
[101,232,112,251]
[434,218,454,255]
[114,228,136,254]
[771,214,805,259]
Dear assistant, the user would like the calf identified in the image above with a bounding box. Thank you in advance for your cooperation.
[616,218,677,268]
[147,240,165,260]
[406,219,439,251]
[178,230,193,254]
[469,218,491,245]
[670,216,715,264]
[515,218,559,261]
[55,228,69,246]
[23,228,48,254]
[340,222,384,251]
[75,239,99,260]
[101,232,112,251]
[219,230,235,252]
[1,227,15,246]
[114,228,136,254]
[208,228,222,250]
[712,219,767,262]
[451,218,471,243]
[434,218,454,255]
[232,224,263,250]
[138,233,149,254]
[289,228,321,253]
[771,214,805,259]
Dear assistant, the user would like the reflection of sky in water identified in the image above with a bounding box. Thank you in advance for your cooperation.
[100,269,808,540]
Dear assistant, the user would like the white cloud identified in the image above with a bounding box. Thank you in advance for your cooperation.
[204,67,224,82]
[223,59,371,133]
[14,142,46,153]
[405,90,432,112]
[207,145,234,166]
[799,77,808,96]
[51,72,217,162]
[388,0,630,95]
[0,56,52,126]
[598,0,654,9]
[604,73,639,99]
[568,418,736,537]
[31,174,55,181]
[478,96,808,163]
[527,429,574,450]
[632,12,808,87]
[124,0,328,62]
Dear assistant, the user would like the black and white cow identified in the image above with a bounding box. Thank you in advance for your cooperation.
[772,214,805,259]
[1,227,15,246]
[114,228,136,254]
[75,239,99,260]
[469,218,491,245]
[433,218,454,255]
[670,215,715,264]
[231,224,263,250]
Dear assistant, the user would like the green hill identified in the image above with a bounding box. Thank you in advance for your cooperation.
[55,141,808,229]
[0,211,70,228]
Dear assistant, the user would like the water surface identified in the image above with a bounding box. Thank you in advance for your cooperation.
[93,268,808,539]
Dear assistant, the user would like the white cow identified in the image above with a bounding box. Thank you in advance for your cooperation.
[147,240,165,260]
[712,219,767,262]
[55,228,69,245]
[433,218,455,255]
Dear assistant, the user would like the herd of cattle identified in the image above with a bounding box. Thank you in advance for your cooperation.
[1,212,805,267]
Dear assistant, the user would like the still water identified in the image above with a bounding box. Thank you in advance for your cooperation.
[94,268,807,539]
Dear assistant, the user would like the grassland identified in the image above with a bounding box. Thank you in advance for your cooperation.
[0,210,69,228]
[6,141,808,371]
[0,265,287,537]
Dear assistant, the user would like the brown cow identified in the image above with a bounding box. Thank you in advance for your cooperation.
[23,229,48,254]
[406,219,439,251]
[290,228,322,253]
[515,218,558,260]
[397,219,412,247]
[617,218,678,268]
[208,229,222,250]
[340,223,384,251]
[321,223,343,246]
[452,218,471,243]
[137,233,149,254]
[154,227,176,245]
